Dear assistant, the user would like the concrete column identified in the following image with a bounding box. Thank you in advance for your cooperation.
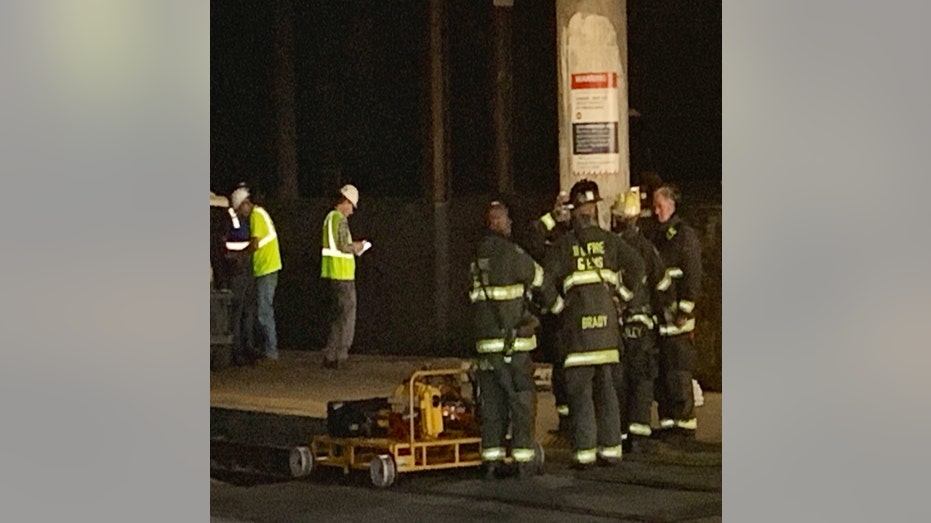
[274,0,299,199]
[556,0,629,228]
[492,2,514,194]
[429,0,450,347]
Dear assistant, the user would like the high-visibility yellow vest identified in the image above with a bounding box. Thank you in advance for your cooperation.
[250,206,281,277]
[320,210,355,280]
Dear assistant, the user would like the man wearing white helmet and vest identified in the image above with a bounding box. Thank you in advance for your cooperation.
[231,186,282,363]
[320,184,369,369]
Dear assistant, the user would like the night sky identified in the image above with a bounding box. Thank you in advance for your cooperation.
[210,0,721,199]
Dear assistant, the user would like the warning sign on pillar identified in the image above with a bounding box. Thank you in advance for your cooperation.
[570,72,619,176]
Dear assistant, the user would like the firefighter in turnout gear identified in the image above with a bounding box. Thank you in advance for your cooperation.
[540,180,650,469]
[611,187,673,451]
[525,190,573,434]
[649,184,703,440]
[470,201,543,480]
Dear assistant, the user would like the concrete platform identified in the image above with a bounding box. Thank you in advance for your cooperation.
[211,350,720,446]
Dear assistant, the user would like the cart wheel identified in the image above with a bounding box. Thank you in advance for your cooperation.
[533,441,546,475]
[289,446,314,478]
[369,454,397,488]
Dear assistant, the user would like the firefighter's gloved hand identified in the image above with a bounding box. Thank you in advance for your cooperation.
[514,315,540,338]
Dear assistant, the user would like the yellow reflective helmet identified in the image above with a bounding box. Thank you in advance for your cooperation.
[611,186,641,218]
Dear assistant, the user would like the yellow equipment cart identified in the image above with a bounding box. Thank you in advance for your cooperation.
[291,368,543,488]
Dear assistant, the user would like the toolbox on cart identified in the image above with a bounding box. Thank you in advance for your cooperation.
[326,397,391,438]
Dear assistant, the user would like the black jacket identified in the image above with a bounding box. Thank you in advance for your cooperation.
[619,225,673,318]
[469,234,543,355]
[649,214,702,336]
[540,219,649,367]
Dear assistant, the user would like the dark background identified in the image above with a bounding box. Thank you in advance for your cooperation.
[210,0,721,199]
[210,0,722,389]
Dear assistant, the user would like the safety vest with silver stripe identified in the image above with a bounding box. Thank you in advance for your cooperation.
[320,210,355,280]
[225,208,250,252]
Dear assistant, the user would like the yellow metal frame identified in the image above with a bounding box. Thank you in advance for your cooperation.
[311,368,483,475]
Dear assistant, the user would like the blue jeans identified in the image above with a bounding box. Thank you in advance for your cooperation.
[256,271,278,359]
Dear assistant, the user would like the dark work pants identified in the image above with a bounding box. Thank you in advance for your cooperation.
[229,264,257,364]
[614,330,658,435]
[539,315,568,418]
[565,363,621,458]
[656,333,696,424]
[477,353,536,461]
[324,280,356,363]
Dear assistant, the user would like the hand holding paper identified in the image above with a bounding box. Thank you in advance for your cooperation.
[360,240,372,255]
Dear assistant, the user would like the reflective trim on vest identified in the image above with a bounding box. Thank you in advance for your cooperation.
[227,208,240,229]
[322,248,353,259]
[468,284,525,303]
[625,313,655,330]
[482,447,506,461]
[475,335,537,354]
[575,449,597,464]
[676,418,698,430]
[257,231,277,248]
[540,213,556,231]
[563,269,619,294]
[656,267,684,291]
[321,211,355,280]
[511,448,535,463]
[617,284,633,302]
[659,418,675,429]
[564,349,619,368]
[678,300,695,314]
[550,295,565,314]
[659,318,695,337]
[629,423,652,436]
[598,445,623,459]
[225,241,250,251]
[620,432,628,441]
[532,263,544,288]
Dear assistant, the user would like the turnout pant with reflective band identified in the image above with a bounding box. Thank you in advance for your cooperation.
[565,363,622,463]
[655,333,697,429]
[477,353,536,463]
[229,263,257,363]
[256,271,278,358]
[324,280,356,364]
[613,330,659,437]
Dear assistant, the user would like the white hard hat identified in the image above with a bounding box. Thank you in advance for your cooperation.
[230,187,250,210]
[340,184,359,208]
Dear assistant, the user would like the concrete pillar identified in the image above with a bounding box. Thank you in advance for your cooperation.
[429,0,450,347]
[274,0,299,199]
[492,2,514,194]
[556,0,629,228]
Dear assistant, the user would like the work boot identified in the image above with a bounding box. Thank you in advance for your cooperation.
[482,462,499,481]
[570,461,594,471]
[516,461,534,480]
[625,434,652,455]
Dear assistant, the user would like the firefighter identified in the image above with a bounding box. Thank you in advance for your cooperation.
[226,185,257,366]
[610,187,672,452]
[469,201,543,480]
[540,179,650,469]
[649,184,703,441]
[524,190,572,434]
